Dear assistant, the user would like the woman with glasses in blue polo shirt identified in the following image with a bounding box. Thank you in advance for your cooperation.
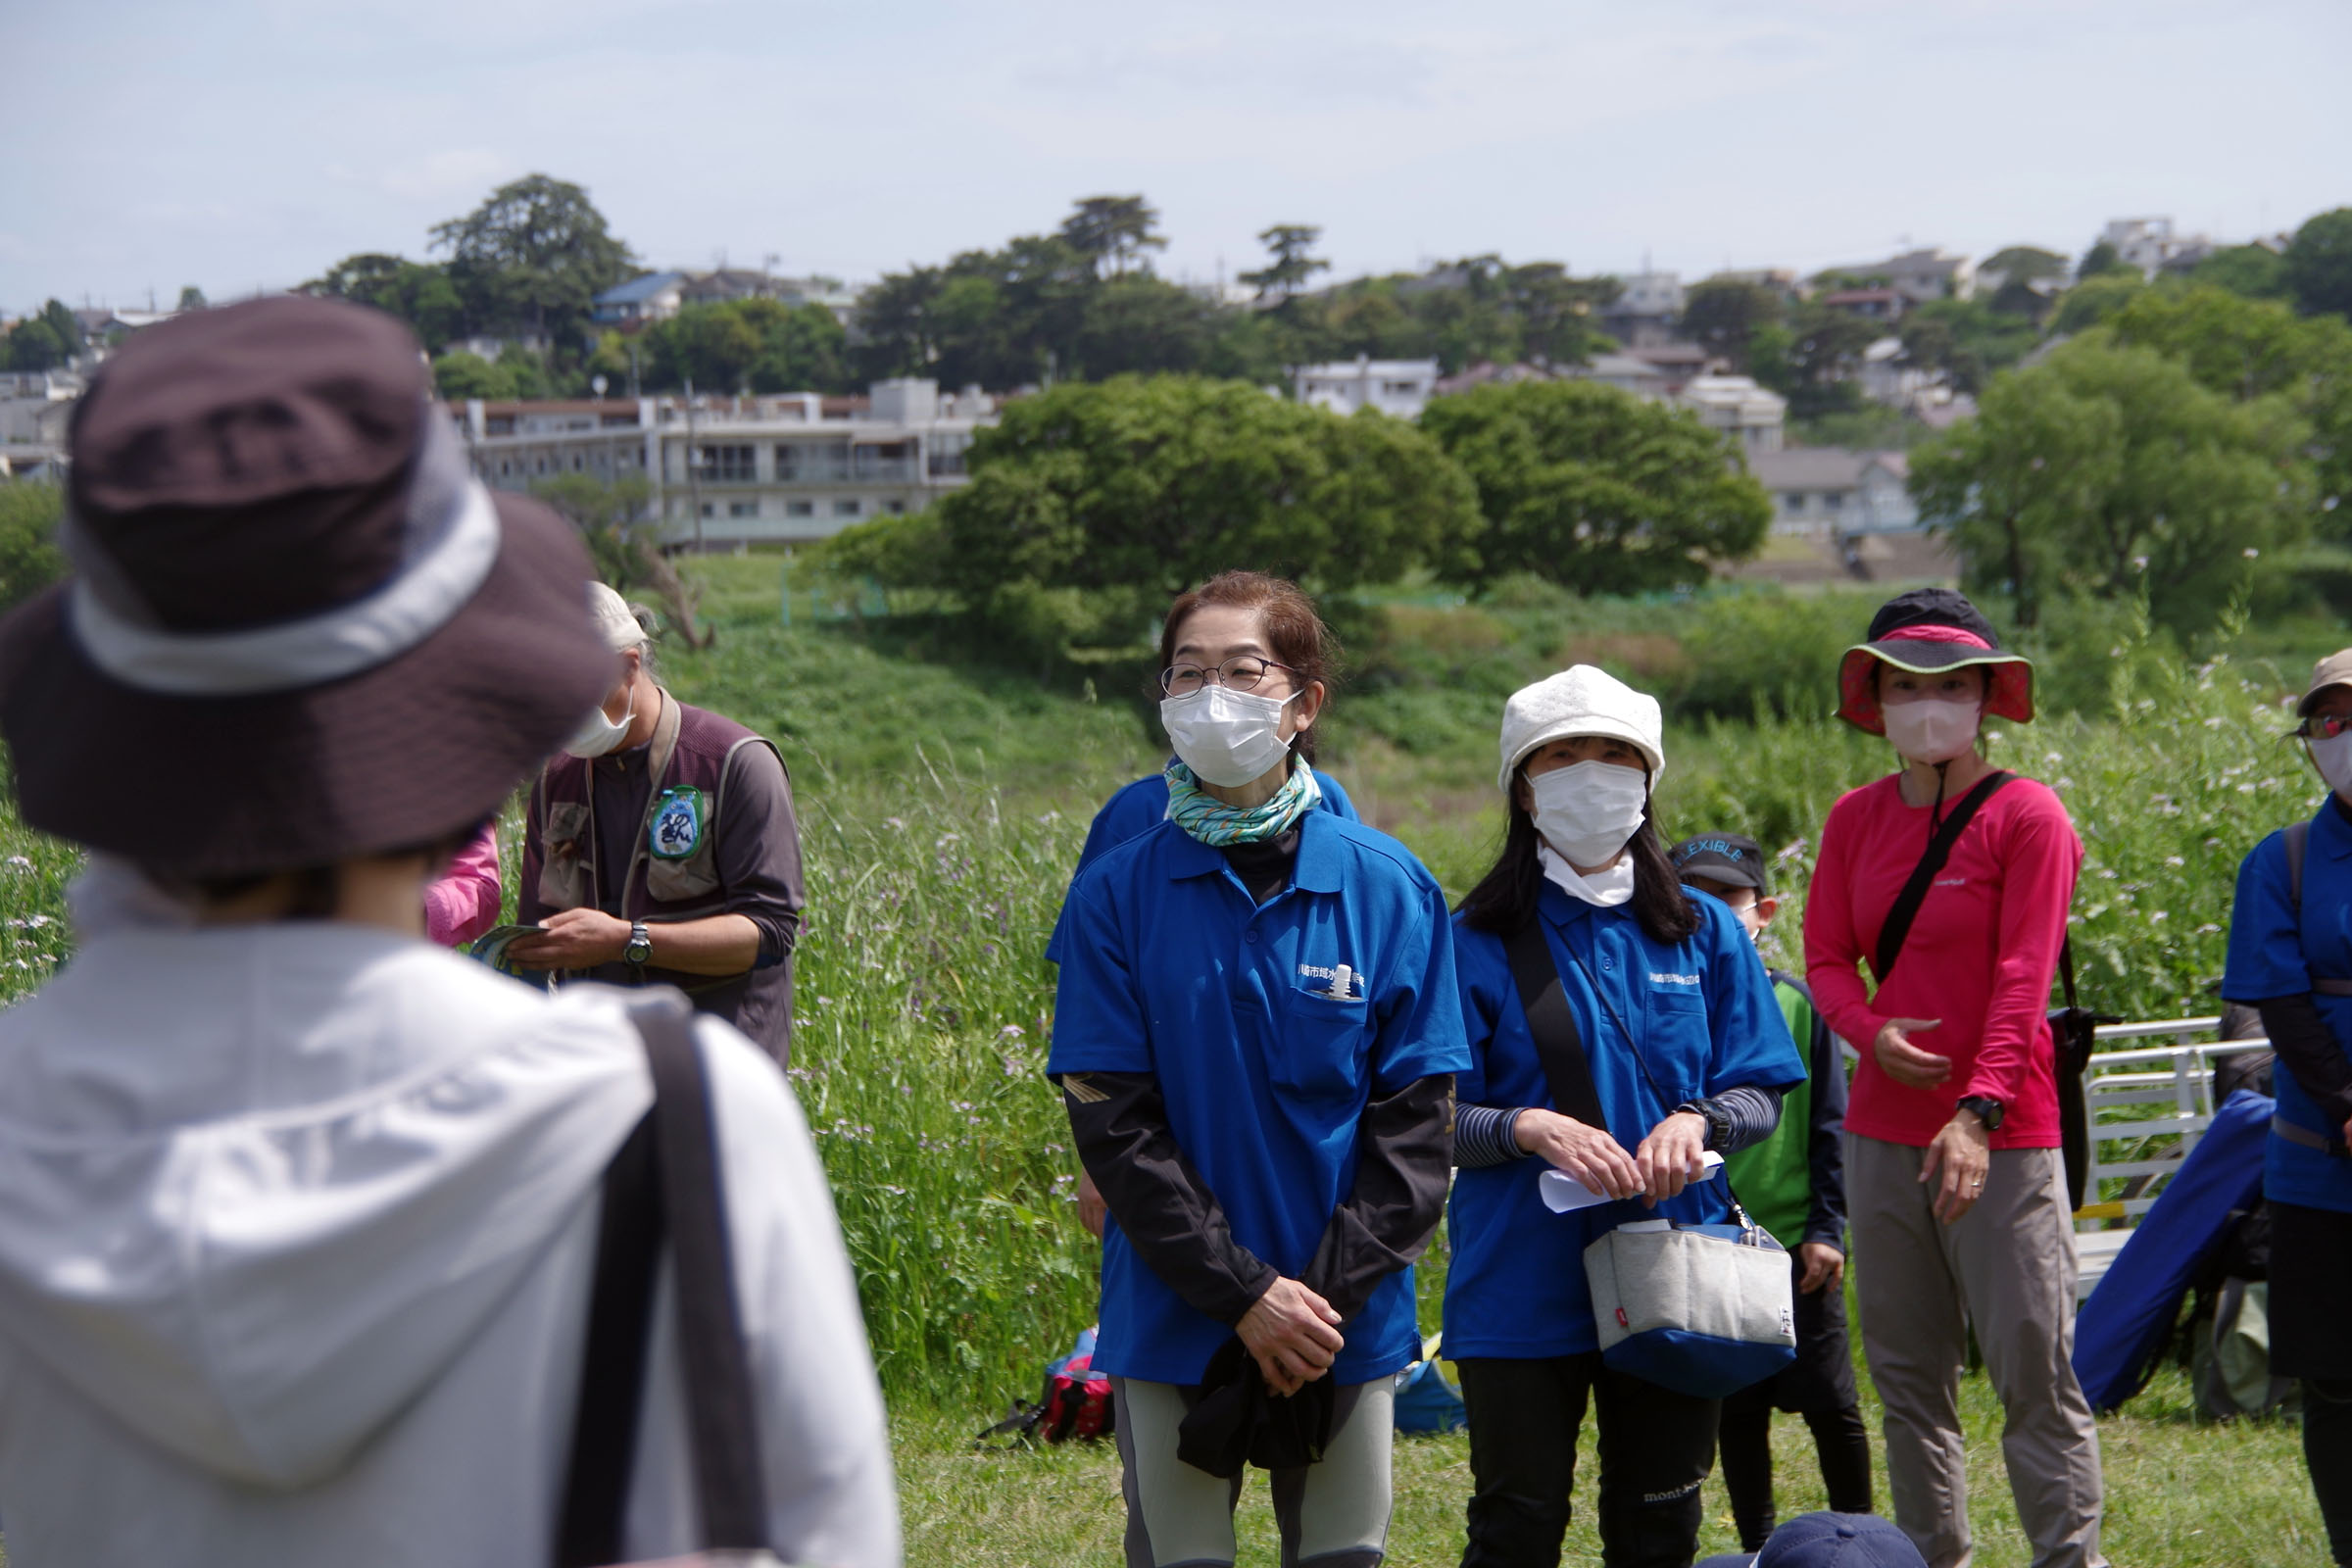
[1049,570,1468,1568]
[2224,648,2352,1567]
[1445,666,1806,1568]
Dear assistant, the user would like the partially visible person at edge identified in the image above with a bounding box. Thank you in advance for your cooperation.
[513,582,807,1064]
[0,296,895,1565]
[2221,647,2352,1567]
[1445,665,1806,1568]
[424,820,501,946]
[1048,570,1467,1568]
[1670,831,1873,1551]
[1802,587,2104,1568]
[1047,686,1361,1240]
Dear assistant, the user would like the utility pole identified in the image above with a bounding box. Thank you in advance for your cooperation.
[683,377,704,554]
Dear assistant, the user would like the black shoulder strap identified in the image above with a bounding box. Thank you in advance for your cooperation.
[1874,771,2018,982]
[555,990,772,1567]
[2288,817,2310,911]
[1503,918,1608,1132]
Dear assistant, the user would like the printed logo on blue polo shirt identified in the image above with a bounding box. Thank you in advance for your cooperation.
[1298,961,1362,1000]
[1648,971,1701,987]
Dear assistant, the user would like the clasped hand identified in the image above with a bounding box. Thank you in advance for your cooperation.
[1236,1277,1344,1396]
[1515,1107,1711,1207]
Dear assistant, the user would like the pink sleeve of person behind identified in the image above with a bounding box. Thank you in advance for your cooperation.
[423,823,503,947]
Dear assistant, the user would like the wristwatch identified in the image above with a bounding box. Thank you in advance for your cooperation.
[623,920,653,967]
[1675,1099,1732,1150]
[1955,1094,2005,1130]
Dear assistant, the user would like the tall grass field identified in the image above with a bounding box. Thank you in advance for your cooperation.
[0,562,2339,1565]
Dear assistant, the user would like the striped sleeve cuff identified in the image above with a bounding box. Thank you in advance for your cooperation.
[1453,1103,1528,1167]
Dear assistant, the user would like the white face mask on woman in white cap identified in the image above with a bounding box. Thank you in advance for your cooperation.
[1528,759,1650,869]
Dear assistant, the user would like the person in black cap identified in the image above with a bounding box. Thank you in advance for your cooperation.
[1671,833,1872,1551]
[0,295,897,1565]
[1803,587,2104,1568]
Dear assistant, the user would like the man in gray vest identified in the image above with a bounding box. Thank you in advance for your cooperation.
[513,584,806,1064]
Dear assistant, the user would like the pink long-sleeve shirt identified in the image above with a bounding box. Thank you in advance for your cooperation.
[423,824,502,948]
[1803,773,2082,1150]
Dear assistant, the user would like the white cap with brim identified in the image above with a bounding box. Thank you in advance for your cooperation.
[586,581,648,654]
[1496,664,1666,794]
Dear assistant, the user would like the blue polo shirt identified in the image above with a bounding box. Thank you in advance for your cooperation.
[2222,797,2352,1213]
[1444,884,1806,1359]
[1048,809,1469,1386]
[1043,766,1358,964]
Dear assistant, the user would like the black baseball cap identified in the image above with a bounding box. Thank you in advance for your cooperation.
[1756,1512,1928,1568]
[1670,832,1768,895]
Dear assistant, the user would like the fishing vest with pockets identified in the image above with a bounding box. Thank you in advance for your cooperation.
[534,691,783,927]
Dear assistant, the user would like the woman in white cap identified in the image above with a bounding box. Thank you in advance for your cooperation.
[0,297,896,1566]
[1804,587,2101,1568]
[1445,664,1805,1568]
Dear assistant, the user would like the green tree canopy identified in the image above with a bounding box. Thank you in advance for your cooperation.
[2079,239,2132,279]
[1241,225,1330,302]
[1983,246,2069,283]
[1059,196,1166,278]
[1678,280,1783,370]
[2049,272,2144,336]
[304,253,468,349]
[640,299,851,393]
[2192,244,2290,301]
[1756,302,1876,418]
[5,317,66,371]
[1910,338,2313,635]
[2285,208,2352,319]
[2098,283,2352,514]
[1418,379,1773,597]
[429,173,634,339]
[430,350,517,401]
[827,376,1477,649]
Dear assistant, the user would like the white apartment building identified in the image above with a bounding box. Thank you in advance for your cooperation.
[453,377,996,549]
[1293,357,1441,418]
[2100,219,2212,279]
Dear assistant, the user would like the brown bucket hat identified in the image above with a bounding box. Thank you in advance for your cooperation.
[0,294,614,878]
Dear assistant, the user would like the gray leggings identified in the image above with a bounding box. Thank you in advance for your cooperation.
[1110,1375,1396,1568]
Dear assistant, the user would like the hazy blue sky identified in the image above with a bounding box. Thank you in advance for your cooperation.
[9,0,2348,315]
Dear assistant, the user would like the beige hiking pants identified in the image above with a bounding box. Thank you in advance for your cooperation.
[1846,1136,2107,1568]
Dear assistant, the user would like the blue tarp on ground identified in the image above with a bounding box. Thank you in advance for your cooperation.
[2072,1089,2273,1413]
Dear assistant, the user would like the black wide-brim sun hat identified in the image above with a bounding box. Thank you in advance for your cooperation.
[1836,586,2034,736]
[0,295,613,880]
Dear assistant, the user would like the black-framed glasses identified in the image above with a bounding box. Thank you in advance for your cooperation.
[2302,712,2352,741]
[1160,656,1296,697]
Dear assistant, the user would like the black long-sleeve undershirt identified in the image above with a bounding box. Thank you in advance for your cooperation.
[2257,994,2352,1129]
[1062,1068,1455,1328]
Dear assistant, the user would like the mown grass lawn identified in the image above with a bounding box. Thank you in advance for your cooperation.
[894,1359,2321,1568]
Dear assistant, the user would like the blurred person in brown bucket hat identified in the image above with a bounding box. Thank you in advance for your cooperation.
[0,296,897,1566]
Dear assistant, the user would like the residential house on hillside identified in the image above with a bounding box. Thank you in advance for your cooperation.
[1294,357,1440,417]
[1575,353,1675,401]
[1708,267,1805,303]
[1819,287,1905,323]
[1676,375,1786,454]
[1623,341,1715,395]
[2101,218,2213,278]
[452,376,997,549]
[1598,270,1686,347]
[590,271,691,331]
[1749,448,1916,534]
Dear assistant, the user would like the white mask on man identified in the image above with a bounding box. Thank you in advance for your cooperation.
[1883,696,1982,764]
[1160,685,1298,788]
[1528,760,1649,868]
[564,688,637,759]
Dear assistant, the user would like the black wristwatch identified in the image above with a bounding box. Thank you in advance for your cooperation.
[1955,1094,2005,1131]
[623,920,652,967]
[1675,1099,1732,1150]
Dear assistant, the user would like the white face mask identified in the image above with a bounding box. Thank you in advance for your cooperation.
[1528,760,1650,868]
[2312,732,2352,798]
[1160,684,1298,788]
[1883,696,1982,764]
[564,685,637,759]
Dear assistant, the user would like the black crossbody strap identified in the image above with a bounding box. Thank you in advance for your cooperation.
[1874,771,2018,982]
[556,1111,661,1568]
[554,990,772,1567]
[1504,918,1607,1131]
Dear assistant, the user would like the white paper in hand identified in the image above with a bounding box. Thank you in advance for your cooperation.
[1539,1152,1723,1213]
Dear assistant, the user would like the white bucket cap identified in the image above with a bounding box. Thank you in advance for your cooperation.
[1496,664,1666,794]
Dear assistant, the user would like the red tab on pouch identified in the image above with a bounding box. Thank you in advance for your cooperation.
[1616,1307,1629,1328]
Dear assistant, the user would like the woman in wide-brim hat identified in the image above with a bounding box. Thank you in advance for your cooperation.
[0,296,896,1566]
[1802,587,2107,1568]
